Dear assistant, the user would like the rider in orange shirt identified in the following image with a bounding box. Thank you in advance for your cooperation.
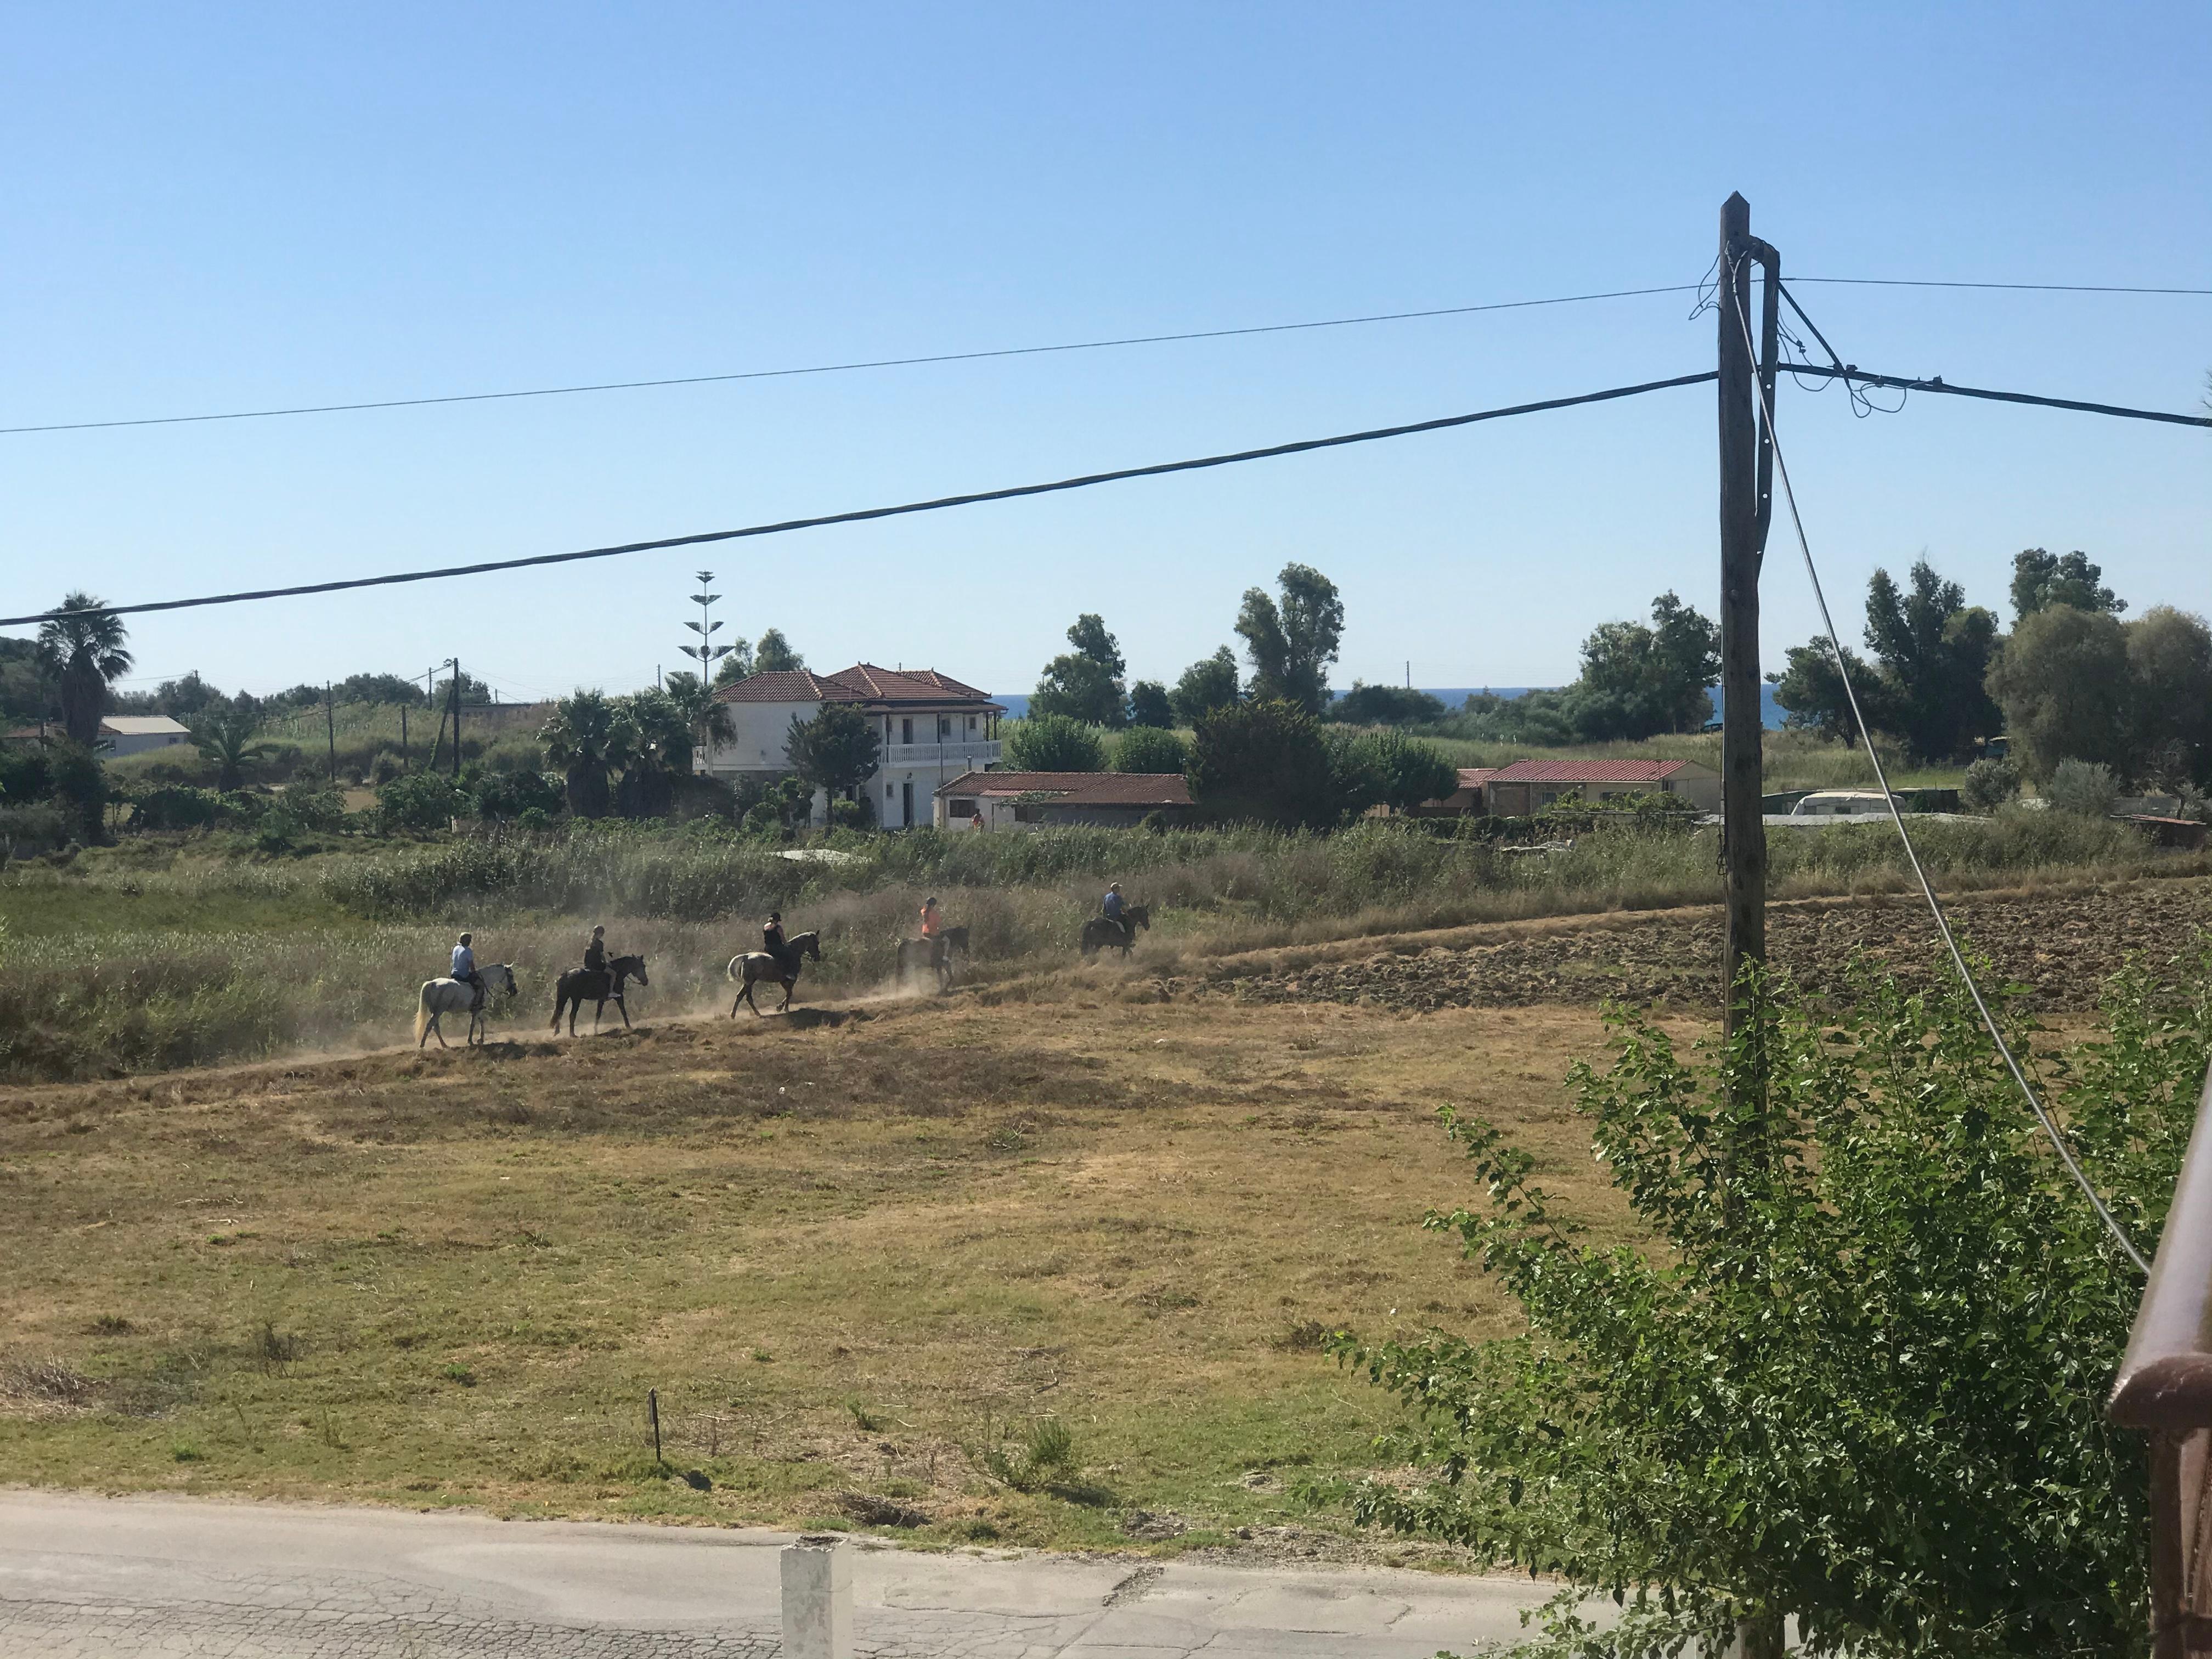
[919,896,944,939]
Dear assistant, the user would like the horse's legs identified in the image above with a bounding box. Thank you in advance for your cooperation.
[618,994,631,1030]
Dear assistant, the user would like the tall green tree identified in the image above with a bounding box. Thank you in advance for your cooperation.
[188,699,280,791]
[1565,591,1720,740]
[2124,606,2212,789]
[663,670,736,769]
[1326,728,1457,817]
[785,701,880,802]
[539,689,627,818]
[1863,562,2003,761]
[1984,604,2132,781]
[1186,697,1334,826]
[1169,647,1240,725]
[1235,563,1343,716]
[2011,548,2125,622]
[1126,679,1173,729]
[1030,613,1128,726]
[712,636,757,688]
[755,629,805,674]
[1771,637,1897,744]
[1330,682,1448,726]
[35,591,132,747]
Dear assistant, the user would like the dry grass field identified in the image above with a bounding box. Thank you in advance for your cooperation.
[0,989,1669,1554]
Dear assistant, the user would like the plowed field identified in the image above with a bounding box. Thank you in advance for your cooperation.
[1167,878,2212,1015]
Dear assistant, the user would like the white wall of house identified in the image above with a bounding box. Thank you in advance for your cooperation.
[701,700,1001,826]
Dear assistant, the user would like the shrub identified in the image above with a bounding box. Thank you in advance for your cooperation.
[2047,758,2120,817]
[1335,952,2211,1657]
[1003,714,1107,772]
[1111,726,1188,774]
[470,767,562,823]
[1961,756,2022,813]
[1187,698,1334,827]
[129,786,223,832]
[1325,729,1457,817]
[376,771,464,834]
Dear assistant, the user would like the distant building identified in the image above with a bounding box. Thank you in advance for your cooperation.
[1482,758,1722,815]
[2,715,192,757]
[703,665,1003,828]
[1412,767,1500,816]
[935,770,1194,830]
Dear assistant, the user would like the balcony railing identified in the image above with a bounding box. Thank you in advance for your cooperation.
[882,741,1000,769]
[2109,1059,2212,1657]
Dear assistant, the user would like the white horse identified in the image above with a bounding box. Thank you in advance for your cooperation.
[414,963,517,1048]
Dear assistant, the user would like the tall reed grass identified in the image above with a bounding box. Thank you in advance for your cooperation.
[1,810,2190,1081]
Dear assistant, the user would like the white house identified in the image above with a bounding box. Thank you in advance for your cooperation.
[702,665,1003,827]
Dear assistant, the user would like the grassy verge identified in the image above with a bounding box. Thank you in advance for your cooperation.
[0,997,1653,1549]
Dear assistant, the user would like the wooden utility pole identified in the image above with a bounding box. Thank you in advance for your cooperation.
[399,703,409,772]
[325,683,338,783]
[449,659,463,781]
[1716,193,1768,1039]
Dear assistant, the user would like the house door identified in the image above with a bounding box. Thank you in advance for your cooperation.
[901,779,913,827]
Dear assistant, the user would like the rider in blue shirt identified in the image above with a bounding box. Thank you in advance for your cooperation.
[1102,883,1127,941]
[450,933,478,1001]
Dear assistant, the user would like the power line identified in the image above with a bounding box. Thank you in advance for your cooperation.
[1726,266,2152,1276]
[0,285,1703,438]
[1770,361,2212,429]
[0,370,1716,629]
[1791,276,2212,296]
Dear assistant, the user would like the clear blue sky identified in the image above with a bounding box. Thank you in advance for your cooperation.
[4,3,2205,703]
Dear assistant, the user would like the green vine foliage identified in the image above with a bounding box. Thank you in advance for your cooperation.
[1334,945,2212,1658]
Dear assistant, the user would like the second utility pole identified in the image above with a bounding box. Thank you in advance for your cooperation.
[1716,192,1778,1042]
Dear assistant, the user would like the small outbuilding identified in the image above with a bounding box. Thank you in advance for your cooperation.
[1481,758,1722,816]
[935,770,1194,830]
[1413,767,1500,816]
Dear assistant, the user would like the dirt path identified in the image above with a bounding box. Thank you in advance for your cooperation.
[1160,878,2212,1015]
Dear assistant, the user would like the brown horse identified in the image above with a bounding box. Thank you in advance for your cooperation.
[551,955,648,1035]
[727,931,822,1015]
[897,925,969,993]
[1079,904,1149,959]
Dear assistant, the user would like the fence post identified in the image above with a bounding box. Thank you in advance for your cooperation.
[780,1535,851,1659]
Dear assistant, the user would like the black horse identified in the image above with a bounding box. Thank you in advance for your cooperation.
[1079,904,1150,958]
[897,925,970,993]
[727,931,822,1016]
[551,954,649,1035]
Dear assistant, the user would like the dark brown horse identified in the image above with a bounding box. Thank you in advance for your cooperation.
[897,925,969,993]
[1079,904,1149,959]
[551,954,648,1035]
[727,931,822,1015]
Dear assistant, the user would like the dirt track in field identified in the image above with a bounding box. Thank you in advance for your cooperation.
[1164,878,2212,1015]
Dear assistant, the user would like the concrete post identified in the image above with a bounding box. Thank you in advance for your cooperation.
[780,1535,851,1659]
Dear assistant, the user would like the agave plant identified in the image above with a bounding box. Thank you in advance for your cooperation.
[35,592,133,748]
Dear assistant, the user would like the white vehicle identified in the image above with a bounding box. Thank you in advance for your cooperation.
[1790,790,1893,817]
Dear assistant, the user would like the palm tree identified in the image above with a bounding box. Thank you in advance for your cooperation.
[613,689,693,819]
[36,592,133,747]
[539,690,625,819]
[189,701,279,791]
[663,670,735,770]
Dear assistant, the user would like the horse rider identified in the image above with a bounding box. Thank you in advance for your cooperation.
[1102,882,1129,944]
[919,896,944,941]
[763,911,793,976]
[450,932,481,1007]
[583,925,607,975]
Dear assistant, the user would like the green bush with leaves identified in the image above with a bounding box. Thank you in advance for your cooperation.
[1111,725,1188,774]
[2049,758,2121,817]
[375,771,466,834]
[1961,755,2022,814]
[1334,953,2210,1657]
[1003,713,1107,772]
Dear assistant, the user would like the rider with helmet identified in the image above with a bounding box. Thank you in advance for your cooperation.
[919,896,943,940]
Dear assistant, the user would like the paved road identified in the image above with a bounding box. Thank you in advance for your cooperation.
[0,1492,1561,1657]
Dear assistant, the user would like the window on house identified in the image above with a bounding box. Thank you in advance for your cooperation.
[950,798,977,818]
[938,716,951,740]
[966,715,976,732]
[900,718,913,744]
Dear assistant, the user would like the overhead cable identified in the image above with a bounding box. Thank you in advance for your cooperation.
[1790,276,2212,296]
[0,285,1704,437]
[0,370,1715,629]
[1770,362,2212,430]
[1725,267,2152,1275]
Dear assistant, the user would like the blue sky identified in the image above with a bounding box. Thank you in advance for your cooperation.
[3,3,2205,703]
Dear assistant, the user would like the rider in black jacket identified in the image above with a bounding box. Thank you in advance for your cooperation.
[583,926,607,975]
[763,912,790,974]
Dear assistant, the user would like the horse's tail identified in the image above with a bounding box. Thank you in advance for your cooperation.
[414,983,432,1045]
[726,955,741,982]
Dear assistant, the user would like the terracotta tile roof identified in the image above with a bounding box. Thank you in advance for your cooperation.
[712,664,1001,709]
[1454,768,1500,789]
[935,770,1193,806]
[1486,758,1703,784]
